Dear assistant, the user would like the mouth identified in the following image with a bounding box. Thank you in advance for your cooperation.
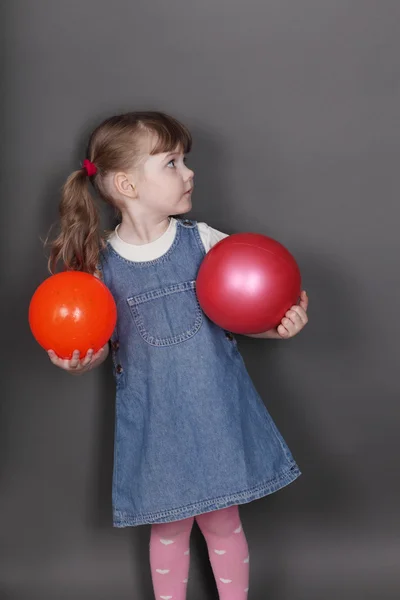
[184,187,193,195]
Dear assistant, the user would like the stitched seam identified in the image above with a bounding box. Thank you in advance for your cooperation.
[114,465,300,524]
[127,281,196,305]
[127,282,204,347]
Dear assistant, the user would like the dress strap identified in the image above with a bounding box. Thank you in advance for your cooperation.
[178,218,197,229]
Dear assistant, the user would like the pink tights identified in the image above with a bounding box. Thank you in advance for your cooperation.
[150,505,249,599]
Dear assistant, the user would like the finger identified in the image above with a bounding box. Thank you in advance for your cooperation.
[288,305,308,326]
[69,350,81,369]
[285,310,305,330]
[81,349,94,368]
[299,290,308,312]
[47,350,59,365]
[277,323,290,338]
[93,347,105,360]
[281,317,295,336]
[285,310,298,326]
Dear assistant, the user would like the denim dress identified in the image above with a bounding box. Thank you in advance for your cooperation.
[99,218,301,527]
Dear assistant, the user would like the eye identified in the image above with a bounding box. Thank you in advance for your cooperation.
[167,159,176,168]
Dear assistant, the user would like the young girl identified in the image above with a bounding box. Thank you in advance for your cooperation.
[47,111,308,599]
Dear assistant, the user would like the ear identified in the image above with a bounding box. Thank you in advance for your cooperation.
[113,172,138,199]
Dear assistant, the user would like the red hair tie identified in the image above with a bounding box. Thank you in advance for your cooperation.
[83,159,97,177]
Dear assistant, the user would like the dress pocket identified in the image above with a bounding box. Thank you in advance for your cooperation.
[127,280,203,346]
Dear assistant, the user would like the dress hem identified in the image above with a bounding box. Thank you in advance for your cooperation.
[112,462,301,527]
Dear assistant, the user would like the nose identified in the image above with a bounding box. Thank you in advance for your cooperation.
[183,164,194,182]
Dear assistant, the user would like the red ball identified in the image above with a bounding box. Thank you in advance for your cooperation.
[29,271,117,359]
[196,233,301,334]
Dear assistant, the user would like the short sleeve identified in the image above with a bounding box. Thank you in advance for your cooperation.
[197,222,229,254]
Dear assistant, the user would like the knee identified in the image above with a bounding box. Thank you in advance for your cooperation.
[151,517,194,540]
[196,506,241,538]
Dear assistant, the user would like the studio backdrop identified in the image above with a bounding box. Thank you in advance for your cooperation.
[1,1,399,599]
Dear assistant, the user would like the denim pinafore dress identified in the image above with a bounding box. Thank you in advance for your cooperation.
[99,219,301,527]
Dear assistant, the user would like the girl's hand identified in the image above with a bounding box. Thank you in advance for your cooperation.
[275,290,309,339]
[47,343,109,375]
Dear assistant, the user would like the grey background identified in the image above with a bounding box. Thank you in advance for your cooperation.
[1,1,399,598]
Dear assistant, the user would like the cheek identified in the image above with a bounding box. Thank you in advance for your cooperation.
[142,171,183,200]
[142,178,167,196]
[155,171,174,186]
[164,172,183,191]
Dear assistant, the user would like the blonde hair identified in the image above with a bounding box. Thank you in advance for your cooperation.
[47,111,192,275]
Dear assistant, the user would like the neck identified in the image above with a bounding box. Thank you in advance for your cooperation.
[117,213,171,246]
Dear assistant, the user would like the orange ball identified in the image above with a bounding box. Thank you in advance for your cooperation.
[29,271,117,359]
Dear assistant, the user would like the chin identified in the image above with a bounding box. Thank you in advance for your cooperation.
[172,196,192,217]
[184,197,192,211]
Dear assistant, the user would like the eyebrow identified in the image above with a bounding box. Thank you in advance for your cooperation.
[164,151,183,160]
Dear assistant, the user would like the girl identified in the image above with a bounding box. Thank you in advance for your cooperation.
[47,111,308,600]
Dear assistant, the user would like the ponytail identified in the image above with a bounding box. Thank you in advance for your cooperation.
[47,168,105,276]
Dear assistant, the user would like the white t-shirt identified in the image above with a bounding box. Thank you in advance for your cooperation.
[108,217,228,261]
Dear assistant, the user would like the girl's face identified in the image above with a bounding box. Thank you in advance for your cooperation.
[134,145,194,218]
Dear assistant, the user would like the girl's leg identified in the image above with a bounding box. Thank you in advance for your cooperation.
[150,517,194,600]
[196,506,249,599]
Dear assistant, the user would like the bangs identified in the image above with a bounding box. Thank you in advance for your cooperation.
[145,115,192,155]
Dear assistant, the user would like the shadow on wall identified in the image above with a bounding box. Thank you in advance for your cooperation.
[233,251,366,600]
[238,248,365,521]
